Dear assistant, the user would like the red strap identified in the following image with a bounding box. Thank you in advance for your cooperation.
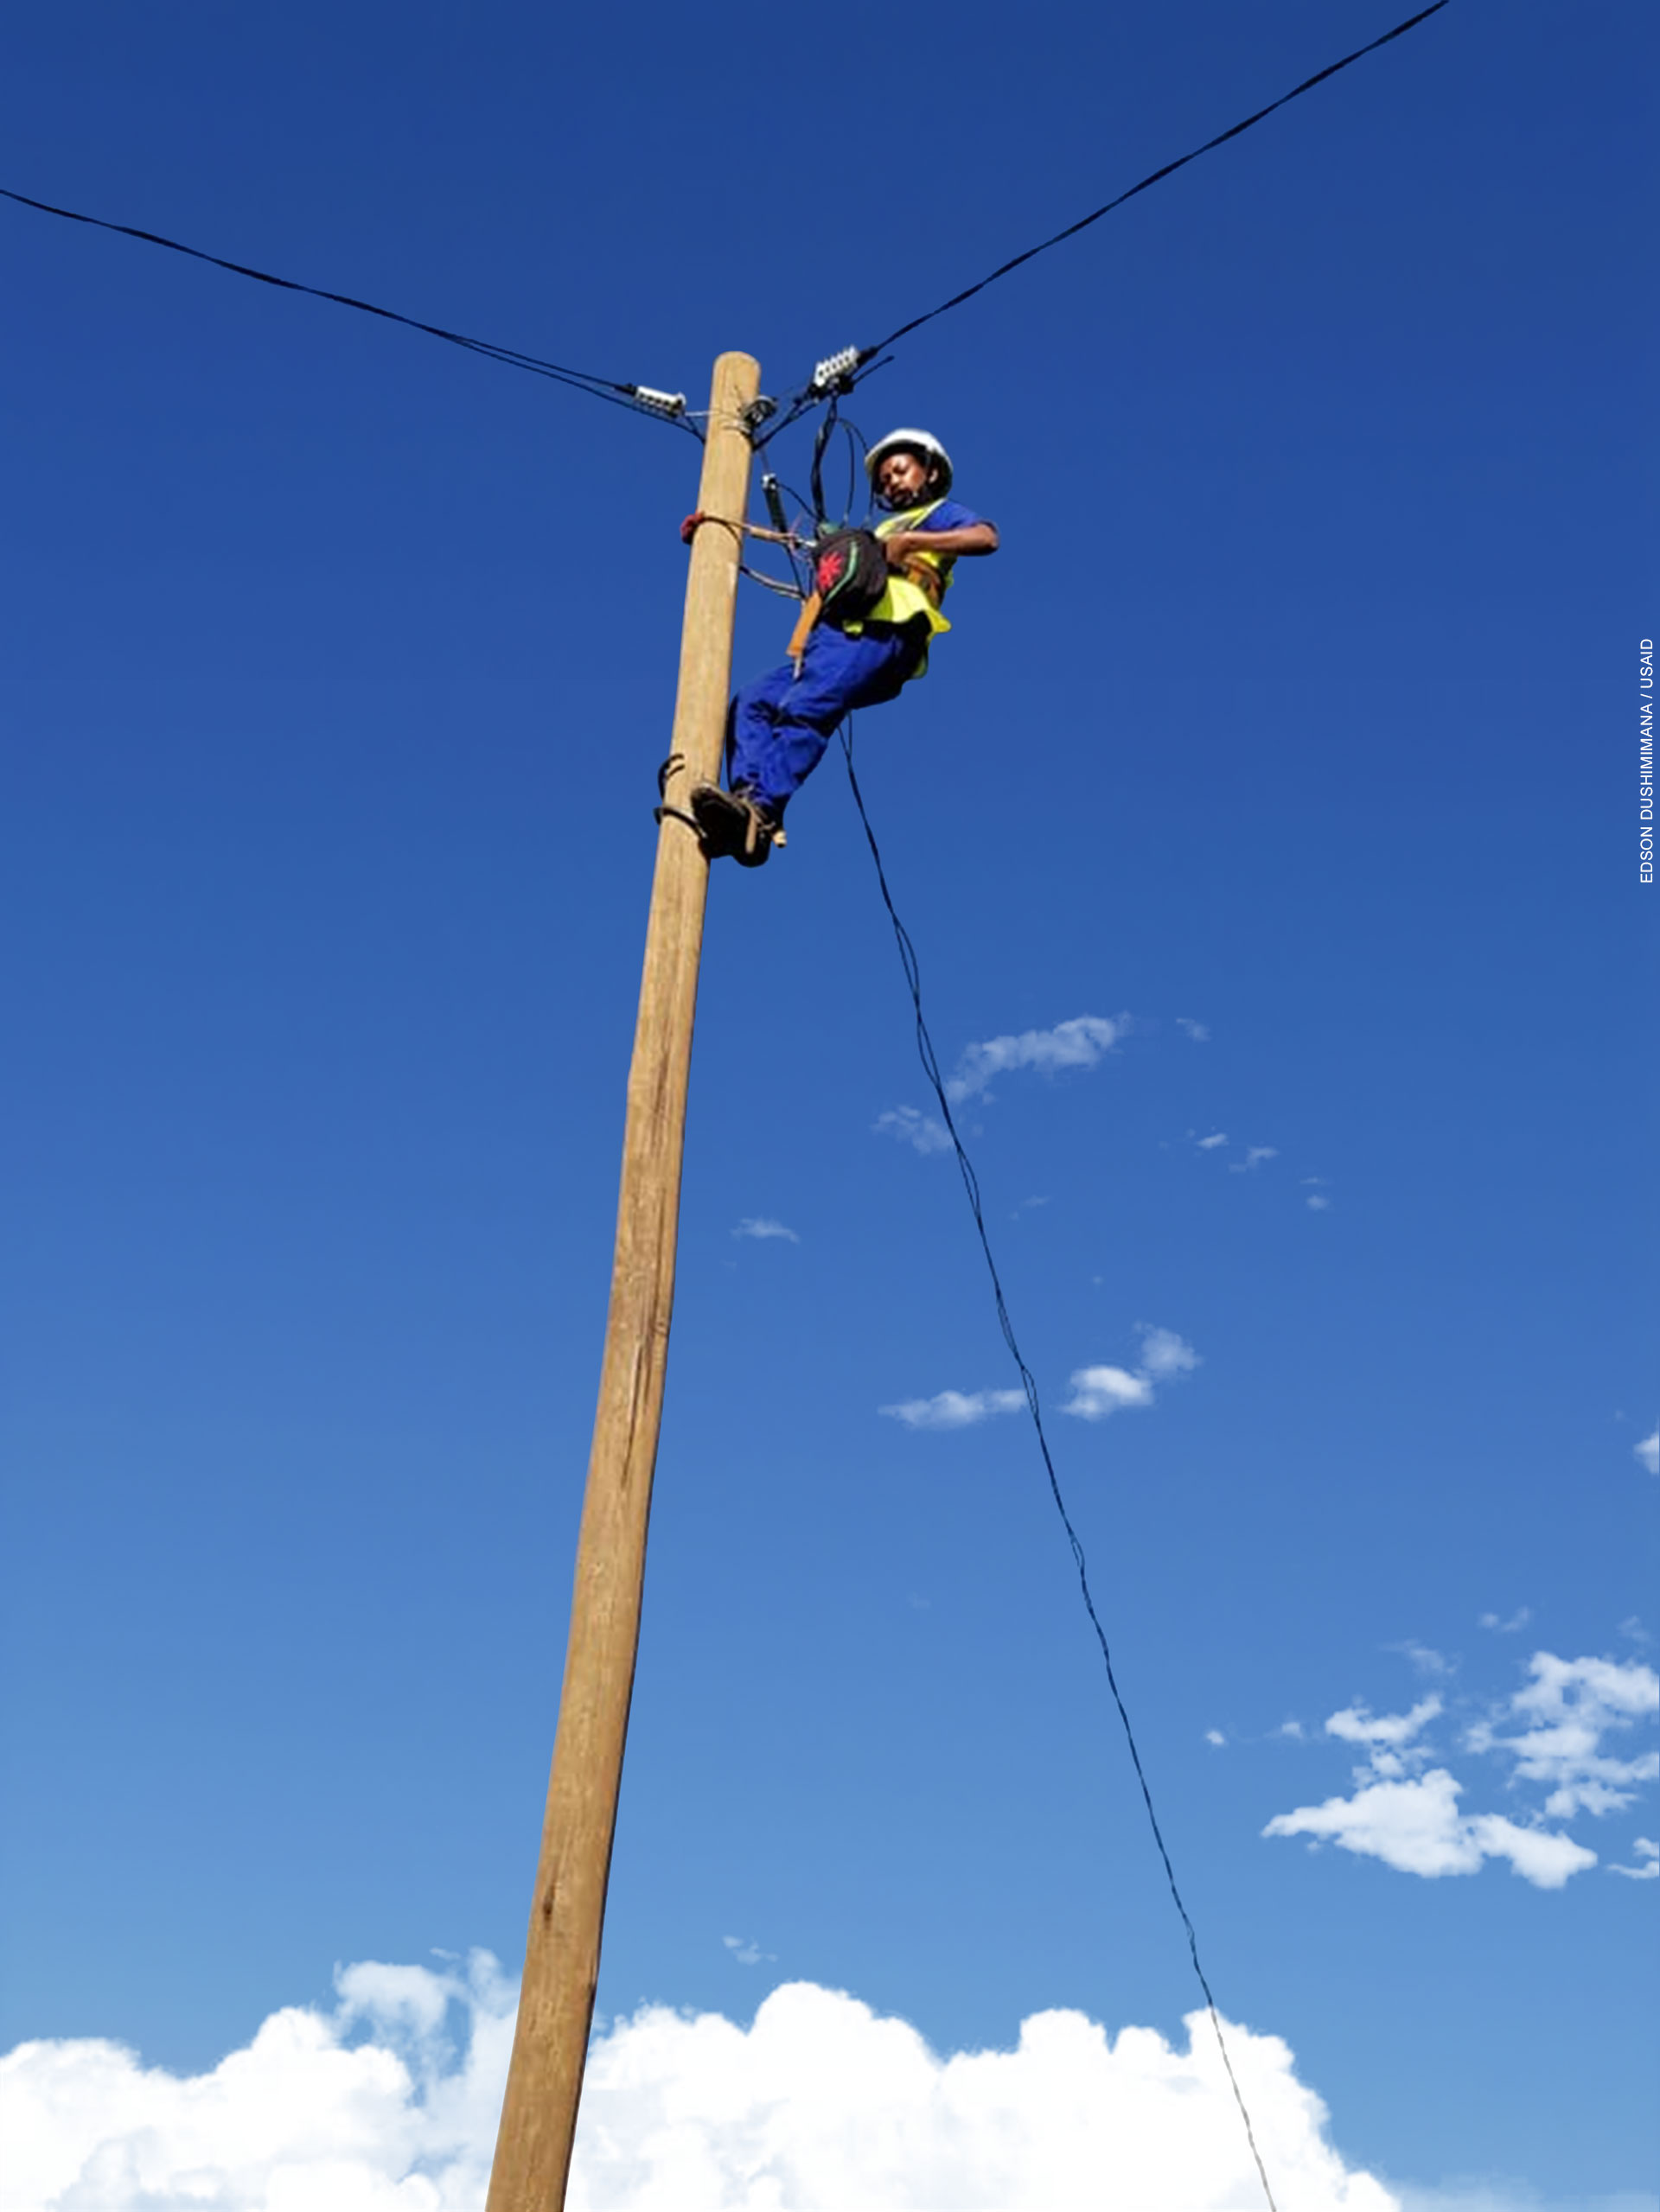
[680,510,706,546]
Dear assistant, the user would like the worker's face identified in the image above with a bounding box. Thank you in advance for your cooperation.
[878,449,935,507]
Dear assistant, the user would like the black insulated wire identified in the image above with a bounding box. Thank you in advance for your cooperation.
[808,396,840,530]
[839,719,1280,2212]
[823,0,1452,373]
[0,183,694,428]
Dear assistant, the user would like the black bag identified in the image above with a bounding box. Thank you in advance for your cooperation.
[810,528,890,627]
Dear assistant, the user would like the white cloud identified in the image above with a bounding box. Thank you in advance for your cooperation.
[1326,1697,1444,1753]
[1466,1652,1659,1818]
[874,1105,954,1157]
[1263,1769,1597,1889]
[722,1935,776,1966]
[1205,1729,1228,1748]
[1136,1325,1201,1380]
[0,1949,515,2212]
[1306,1195,1331,1211]
[0,1967,1410,2212]
[1322,1696,1441,1783]
[1175,1017,1210,1042]
[1195,1131,1229,1150]
[880,1387,1026,1431]
[1061,1366,1155,1419]
[1610,1836,1659,1881]
[1635,1428,1659,1476]
[1062,1326,1199,1421]
[732,1217,799,1244]
[946,1014,1127,1104]
[1267,1648,1658,1891]
[1230,1146,1280,1173]
[1479,1609,1532,1635]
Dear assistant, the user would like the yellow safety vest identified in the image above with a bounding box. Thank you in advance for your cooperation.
[851,499,954,640]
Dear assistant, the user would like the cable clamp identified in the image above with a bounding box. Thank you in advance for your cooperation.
[809,346,859,395]
[629,386,687,418]
[743,396,778,437]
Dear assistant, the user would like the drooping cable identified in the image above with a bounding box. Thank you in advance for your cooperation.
[0,182,695,429]
[808,0,1452,392]
[808,394,843,529]
[839,720,1280,2212]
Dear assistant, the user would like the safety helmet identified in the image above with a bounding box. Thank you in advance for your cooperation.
[865,428,954,505]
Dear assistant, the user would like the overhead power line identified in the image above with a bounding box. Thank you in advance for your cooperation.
[838,722,1279,2212]
[0,182,695,430]
[765,0,1452,425]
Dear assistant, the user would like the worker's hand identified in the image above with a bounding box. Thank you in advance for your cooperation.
[882,532,917,567]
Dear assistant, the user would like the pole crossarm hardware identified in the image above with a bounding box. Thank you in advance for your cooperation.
[484,350,762,2212]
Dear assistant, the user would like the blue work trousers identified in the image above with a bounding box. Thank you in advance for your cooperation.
[726,621,927,814]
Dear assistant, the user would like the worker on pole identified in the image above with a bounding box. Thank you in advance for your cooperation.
[690,428,999,866]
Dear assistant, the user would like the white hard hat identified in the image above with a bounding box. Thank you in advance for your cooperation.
[865,428,954,502]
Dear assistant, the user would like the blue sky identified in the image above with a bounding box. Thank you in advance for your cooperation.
[2,3,1655,2207]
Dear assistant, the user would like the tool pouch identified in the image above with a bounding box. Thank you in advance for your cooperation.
[809,528,891,628]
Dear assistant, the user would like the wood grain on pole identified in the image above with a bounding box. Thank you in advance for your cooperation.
[483,352,761,2212]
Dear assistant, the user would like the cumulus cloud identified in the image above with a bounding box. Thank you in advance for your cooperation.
[1175,1017,1210,1042]
[945,1014,1127,1105]
[874,1105,954,1157]
[1263,1768,1597,1888]
[732,1217,800,1243]
[1266,1649,1658,1891]
[1230,1146,1280,1173]
[1062,1366,1154,1418]
[1479,1609,1532,1635]
[1465,1652,1659,1818]
[0,1949,515,2212]
[1062,1326,1200,1421]
[1609,1836,1658,1880]
[1,1962,1405,2212]
[887,1330,1199,1434]
[880,1387,1026,1431]
[1635,1428,1659,1476]
[1306,1194,1331,1211]
[1195,1131,1229,1150]
[1326,1697,1443,1756]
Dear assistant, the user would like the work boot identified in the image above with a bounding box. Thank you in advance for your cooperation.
[690,783,778,868]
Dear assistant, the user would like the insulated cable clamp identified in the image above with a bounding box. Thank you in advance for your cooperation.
[627,386,687,418]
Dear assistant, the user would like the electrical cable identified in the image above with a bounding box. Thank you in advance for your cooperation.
[838,718,1280,2212]
[816,0,1452,386]
[808,395,840,529]
[0,182,696,430]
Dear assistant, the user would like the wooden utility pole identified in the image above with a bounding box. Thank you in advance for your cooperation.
[483,350,761,2212]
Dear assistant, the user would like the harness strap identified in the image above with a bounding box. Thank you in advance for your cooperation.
[891,553,944,606]
[787,590,823,669]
